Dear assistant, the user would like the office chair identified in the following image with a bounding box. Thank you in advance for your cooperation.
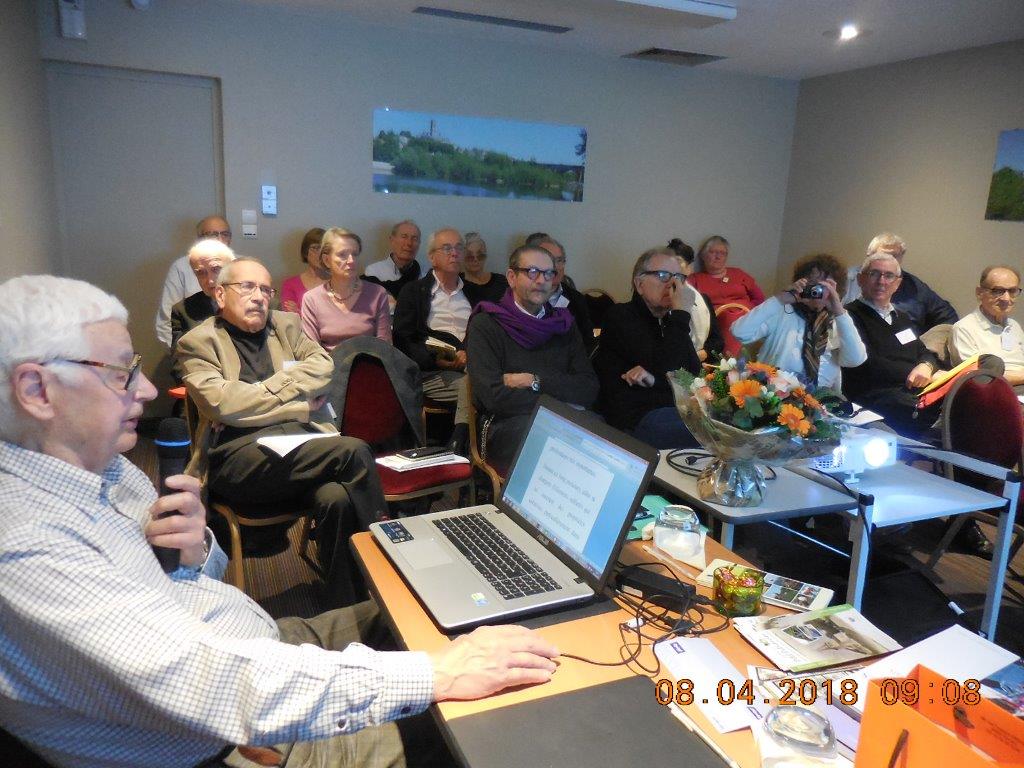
[341,354,473,509]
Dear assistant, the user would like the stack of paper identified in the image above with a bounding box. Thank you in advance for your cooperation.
[376,453,469,472]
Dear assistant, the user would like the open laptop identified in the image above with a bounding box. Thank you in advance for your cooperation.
[370,396,658,631]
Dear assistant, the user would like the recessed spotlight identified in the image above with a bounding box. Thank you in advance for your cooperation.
[823,25,870,42]
[839,24,859,41]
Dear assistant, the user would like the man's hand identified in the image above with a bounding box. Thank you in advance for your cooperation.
[503,373,535,389]
[429,625,559,702]
[621,365,656,387]
[436,350,467,371]
[906,363,935,389]
[145,474,208,569]
[308,394,327,412]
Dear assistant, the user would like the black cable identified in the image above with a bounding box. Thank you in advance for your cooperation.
[665,448,777,481]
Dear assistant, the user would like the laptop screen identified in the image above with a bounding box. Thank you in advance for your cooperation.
[501,404,650,581]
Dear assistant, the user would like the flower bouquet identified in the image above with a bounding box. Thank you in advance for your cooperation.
[670,358,841,507]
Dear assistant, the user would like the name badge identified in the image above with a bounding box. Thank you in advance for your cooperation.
[895,328,917,345]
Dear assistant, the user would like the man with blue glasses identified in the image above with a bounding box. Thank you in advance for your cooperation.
[467,245,598,474]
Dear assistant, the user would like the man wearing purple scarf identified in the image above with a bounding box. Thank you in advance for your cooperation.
[466,245,599,475]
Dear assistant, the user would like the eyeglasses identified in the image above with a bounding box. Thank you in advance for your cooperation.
[510,266,557,281]
[200,230,232,239]
[865,269,900,283]
[55,354,143,392]
[431,243,465,256]
[640,270,686,284]
[223,281,277,299]
[982,286,1022,298]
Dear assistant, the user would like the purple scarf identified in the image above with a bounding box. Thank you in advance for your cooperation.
[470,288,575,349]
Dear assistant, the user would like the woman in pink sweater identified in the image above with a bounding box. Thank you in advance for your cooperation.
[301,227,391,350]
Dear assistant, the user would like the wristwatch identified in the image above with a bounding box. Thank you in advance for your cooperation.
[531,374,541,392]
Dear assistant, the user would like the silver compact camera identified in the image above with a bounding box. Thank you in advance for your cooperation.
[799,283,826,300]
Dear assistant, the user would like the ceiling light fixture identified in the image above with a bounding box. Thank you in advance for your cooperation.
[839,24,859,41]
[613,0,737,22]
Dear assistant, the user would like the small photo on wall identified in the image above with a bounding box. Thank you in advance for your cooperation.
[372,109,587,202]
[985,128,1024,221]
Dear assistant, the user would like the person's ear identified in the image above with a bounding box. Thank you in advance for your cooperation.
[214,285,227,310]
[10,363,57,423]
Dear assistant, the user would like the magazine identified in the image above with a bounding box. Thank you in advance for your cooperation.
[733,604,901,672]
[696,558,833,612]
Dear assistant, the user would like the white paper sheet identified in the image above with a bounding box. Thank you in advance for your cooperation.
[256,432,339,457]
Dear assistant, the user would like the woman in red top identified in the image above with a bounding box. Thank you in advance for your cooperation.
[688,235,765,356]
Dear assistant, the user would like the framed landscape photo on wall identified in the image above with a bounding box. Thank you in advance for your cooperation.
[985,128,1024,222]
[372,108,587,202]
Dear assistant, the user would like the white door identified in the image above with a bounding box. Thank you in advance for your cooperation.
[46,62,223,414]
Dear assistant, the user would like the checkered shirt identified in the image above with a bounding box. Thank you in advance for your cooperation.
[0,442,433,768]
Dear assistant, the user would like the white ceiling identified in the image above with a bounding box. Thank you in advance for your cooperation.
[249,0,1024,79]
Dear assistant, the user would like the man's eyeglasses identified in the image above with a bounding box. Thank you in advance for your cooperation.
[982,286,1022,298]
[510,266,557,281]
[865,269,900,283]
[54,354,143,392]
[223,281,277,299]
[431,244,465,256]
[200,230,232,240]
[640,270,686,284]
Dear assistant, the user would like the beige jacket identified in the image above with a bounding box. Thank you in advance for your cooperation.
[177,311,336,478]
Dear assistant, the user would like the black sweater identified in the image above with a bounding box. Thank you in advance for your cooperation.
[593,294,702,431]
[842,299,939,402]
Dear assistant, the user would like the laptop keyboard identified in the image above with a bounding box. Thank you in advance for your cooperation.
[432,513,562,600]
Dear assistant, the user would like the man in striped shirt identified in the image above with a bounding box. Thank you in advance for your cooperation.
[0,275,558,768]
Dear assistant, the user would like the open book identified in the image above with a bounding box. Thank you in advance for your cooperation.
[733,604,901,672]
[425,336,458,360]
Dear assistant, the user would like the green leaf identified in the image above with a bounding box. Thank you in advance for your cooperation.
[745,397,763,418]
[732,411,752,430]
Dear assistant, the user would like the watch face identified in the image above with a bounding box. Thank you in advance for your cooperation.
[531,377,540,391]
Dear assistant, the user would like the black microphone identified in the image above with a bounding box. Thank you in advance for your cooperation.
[153,417,191,573]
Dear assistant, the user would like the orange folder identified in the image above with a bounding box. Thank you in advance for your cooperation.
[855,664,1024,767]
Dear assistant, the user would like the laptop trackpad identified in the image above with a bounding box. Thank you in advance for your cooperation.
[400,539,454,570]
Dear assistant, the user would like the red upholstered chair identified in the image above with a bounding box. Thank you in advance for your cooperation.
[928,370,1024,570]
[342,355,474,507]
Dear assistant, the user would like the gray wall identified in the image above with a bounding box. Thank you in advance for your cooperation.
[35,0,798,298]
[780,40,1024,313]
[1,0,56,278]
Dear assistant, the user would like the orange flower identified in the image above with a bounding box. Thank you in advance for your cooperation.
[729,379,762,407]
[746,362,778,377]
[777,403,812,436]
[800,391,823,412]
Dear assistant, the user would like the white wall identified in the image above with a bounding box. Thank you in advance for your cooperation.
[35,0,797,298]
[1,0,56,278]
[780,40,1024,313]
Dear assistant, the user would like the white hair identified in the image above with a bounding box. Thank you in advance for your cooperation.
[216,256,266,286]
[865,232,907,257]
[0,275,127,440]
[860,252,902,275]
[427,228,460,253]
[187,238,234,268]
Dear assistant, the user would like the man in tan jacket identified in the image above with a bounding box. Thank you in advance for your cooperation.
[178,257,386,605]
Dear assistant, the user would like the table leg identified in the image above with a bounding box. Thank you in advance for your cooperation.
[720,522,735,550]
[846,502,872,609]
[980,496,1016,641]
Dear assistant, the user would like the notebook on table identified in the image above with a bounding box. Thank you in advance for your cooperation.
[370,396,658,631]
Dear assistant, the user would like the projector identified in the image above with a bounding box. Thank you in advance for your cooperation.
[808,429,897,482]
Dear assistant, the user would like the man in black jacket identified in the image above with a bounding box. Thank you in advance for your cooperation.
[467,245,598,474]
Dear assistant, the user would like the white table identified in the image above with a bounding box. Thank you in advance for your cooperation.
[654,448,1018,642]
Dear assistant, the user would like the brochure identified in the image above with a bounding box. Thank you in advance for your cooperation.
[733,604,901,672]
[982,659,1024,718]
[696,558,833,612]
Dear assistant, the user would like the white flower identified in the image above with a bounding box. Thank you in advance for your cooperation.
[719,357,738,372]
[689,377,708,394]
[770,370,801,395]
[727,369,741,385]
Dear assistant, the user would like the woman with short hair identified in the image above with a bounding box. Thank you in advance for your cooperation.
[301,228,391,350]
[280,227,327,313]
[461,232,508,305]
[687,235,766,356]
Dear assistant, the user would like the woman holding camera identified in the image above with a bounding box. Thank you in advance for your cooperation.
[731,253,866,392]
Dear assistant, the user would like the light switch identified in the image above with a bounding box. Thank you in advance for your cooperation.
[242,224,257,239]
[241,209,258,225]
[262,198,277,216]
[261,186,278,216]
[261,185,277,201]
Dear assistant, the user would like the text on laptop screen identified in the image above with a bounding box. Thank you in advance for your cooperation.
[501,406,648,579]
